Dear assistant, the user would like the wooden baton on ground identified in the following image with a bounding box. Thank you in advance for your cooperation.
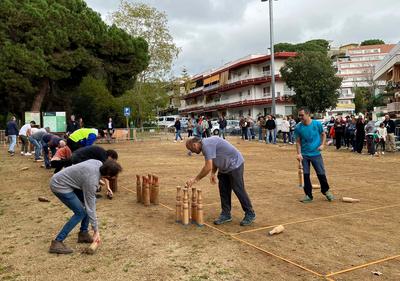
[342,197,360,203]
[86,239,100,255]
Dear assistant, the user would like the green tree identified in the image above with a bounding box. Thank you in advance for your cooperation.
[354,87,385,113]
[281,52,342,113]
[0,0,149,118]
[360,39,385,46]
[111,1,180,81]
[274,39,330,54]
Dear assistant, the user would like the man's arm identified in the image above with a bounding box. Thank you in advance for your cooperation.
[187,159,213,186]
[320,132,326,148]
[296,137,302,161]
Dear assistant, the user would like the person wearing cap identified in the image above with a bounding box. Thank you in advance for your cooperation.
[67,128,98,152]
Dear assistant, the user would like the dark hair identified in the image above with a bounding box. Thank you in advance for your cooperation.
[106,149,118,160]
[298,107,310,114]
[100,159,122,177]
[30,120,36,125]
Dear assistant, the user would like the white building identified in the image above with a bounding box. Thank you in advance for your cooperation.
[179,53,297,119]
[332,44,396,115]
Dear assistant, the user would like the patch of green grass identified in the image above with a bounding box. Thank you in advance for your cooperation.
[0,209,4,216]
[216,269,231,275]
[82,267,96,273]
[122,261,134,272]
[189,274,209,281]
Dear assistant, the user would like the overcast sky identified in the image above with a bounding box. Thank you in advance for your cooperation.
[85,0,400,77]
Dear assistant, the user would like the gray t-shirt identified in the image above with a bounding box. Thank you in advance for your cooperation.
[31,128,47,141]
[201,136,244,173]
[50,159,102,231]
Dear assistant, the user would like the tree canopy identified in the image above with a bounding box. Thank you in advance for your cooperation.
[281,52,342,113]
[360,39,385,46]
[274,39,330,54]
[0,0,149,124]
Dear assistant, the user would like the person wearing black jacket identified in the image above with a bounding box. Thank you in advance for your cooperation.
[66,115,79,136]
[71,145,118,164]
[355,116,365,154]
[218,116,227,139]
[174,118,183,142]
[5,116,19,156]
[265,115,276,144]
[383,114,396,152]
[334,117,345,150]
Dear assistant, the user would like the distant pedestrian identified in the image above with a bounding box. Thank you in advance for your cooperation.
[288,115,296,144]
[174,118,183,142]
[382,114,396,152]
[239,117,248,140]
[218,115,227,139]
[355,116,365,154]
[5,116,18,156]
[265,115,276,144]
[19,121,36,156]
[106,117,114,143]
[78,117,84,129]
[376,122,387,155]
[334,117,345,149]
[257,116,266,142]
[187,118,194,137]
[365,116,376,156]
[66,115,79,136]
[281,117,290,144]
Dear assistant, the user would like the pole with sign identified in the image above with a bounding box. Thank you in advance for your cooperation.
[124,107,131,133]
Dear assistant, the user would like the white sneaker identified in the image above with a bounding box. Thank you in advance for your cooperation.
[180,140,183,143]
[173,140,177,143]
[25,152,32,156]
[382,151,385,155]
[21,152,25,155]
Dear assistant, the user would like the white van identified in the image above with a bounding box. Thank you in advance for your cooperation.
[157,116,179,127]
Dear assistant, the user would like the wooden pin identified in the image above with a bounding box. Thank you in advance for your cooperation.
[143,176,150,206]
[269,225,285,235]
[152,175,159,205]
[191,187,197,223]
[342,197,360,203]
[149,174,155,203]
[136,175,142,203]
[196,189,204,227]
[298,161,304,188]
[86,240,100,255]
[176,186,182,222]
[182,188,189,225]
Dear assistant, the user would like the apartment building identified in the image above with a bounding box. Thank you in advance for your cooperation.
[179,52,297,119]
[334,44,396,115]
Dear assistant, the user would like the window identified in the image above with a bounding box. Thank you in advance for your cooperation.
[247,69,250,75]
[247,89,251,96]
[239,92,243,98]
[262,65,271,72]
[285,106,295,115]
[264,107,272,115]
[277,92,281,98]
[248,109,251,116]
[239,110,243,117]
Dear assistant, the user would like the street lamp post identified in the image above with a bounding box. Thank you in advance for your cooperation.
[262,0,276,115]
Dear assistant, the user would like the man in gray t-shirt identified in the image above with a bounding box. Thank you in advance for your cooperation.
[48,159,122,254]
[186,136,255,226]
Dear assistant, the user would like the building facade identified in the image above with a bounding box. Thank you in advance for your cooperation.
[179,53,297,119]
[333,44,396,115]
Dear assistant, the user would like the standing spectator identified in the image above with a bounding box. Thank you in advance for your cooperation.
[29,127,49,161]
[265,115,276,144]
[288,115,297,144]
[239,117,247,140]
[382,114,396,152]
[347,116,357,151]
[355,116,365,154]
[257,116,266,142]
[218,115,227,139]
[187,117,194,138]
[272,116,278,144]
[365,115,376,156]
[245,117,251,141]
[201,117,209,138]
[295,107,334,203]
[207,117,212,138]
[376,122,387,155]
[247,115,255,140]
[78,117,84,129]
[327,116,335,140]
[281,117,290,144]
[5,116,18,156]
[66,115,79,136]
[174,118,183,142]
[106,117,114,144]
[344,116,353,149]
[19,121,36,156]
[334,117,345,150]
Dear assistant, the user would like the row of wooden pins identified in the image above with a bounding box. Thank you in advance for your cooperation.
[136,174,159,206]
[176,186,204,227]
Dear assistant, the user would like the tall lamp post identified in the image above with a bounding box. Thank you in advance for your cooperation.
[261,0,276,115]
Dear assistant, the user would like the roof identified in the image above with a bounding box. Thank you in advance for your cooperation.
[349,44,396,53]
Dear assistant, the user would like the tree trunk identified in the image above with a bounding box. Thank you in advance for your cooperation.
[31,78,50,111]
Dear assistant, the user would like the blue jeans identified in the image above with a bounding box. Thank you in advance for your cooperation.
[7,135,17,152]
[273,128,277,143]
[266,130,275,144]
[175,130,182,141]
[289,131,294,143]
[219,128,226,139]
[301,154,330,199]
[29,137,42,160]
[53,190,89,242]
[42,141,56,168]
[258,128,263,141]
[282,132,289,143]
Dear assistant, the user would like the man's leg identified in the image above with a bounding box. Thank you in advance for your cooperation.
[73,189,90,233]
[266,130,270,143]
[301,156,313,200]
[217,172,232,218]
[9,135,17,153]
[387,133,395,152]
[42,143,51,168]
[310,155,332,200]
[229,164,254,215]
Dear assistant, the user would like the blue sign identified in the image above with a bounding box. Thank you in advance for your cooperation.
[123,107,131,117]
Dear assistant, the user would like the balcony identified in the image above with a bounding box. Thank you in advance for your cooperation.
[388,102,400,112]
[189,86,204,94]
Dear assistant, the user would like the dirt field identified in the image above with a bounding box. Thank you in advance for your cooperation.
[1,138,399,281]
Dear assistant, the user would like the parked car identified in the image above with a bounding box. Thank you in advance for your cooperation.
[211,120,241,136]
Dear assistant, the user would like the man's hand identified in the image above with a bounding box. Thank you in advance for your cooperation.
[318,145,324,151]
[210,174,217,185]
[296,154,303,162]
[186,178,198,187]
[92,231,101,243]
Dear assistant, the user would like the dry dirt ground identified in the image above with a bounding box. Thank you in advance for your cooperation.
[0,138,399,281]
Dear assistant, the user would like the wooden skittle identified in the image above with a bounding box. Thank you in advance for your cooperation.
[191,187,197,223]
[182,188,189,225]
[196,189,204,227]
[152,175,159,205]
[136,175,142,203]
[86,239,100,255]
[175,186,182,222]
[342,197,360,203]
[143,176,150,206]
[269,225,284,235]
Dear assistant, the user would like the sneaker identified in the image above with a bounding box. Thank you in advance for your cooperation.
[10,152,15,157]
[24,152,32,156]
[382,151,385,155]
[49,240,73,254]
[240,213,256,226]
[300,195,313,203]
[34,159,44,162]
[21,151,25,155]
[77,231,93,243]
[325,191,334,202]
[213,215,232,225]
[173,140,177,143]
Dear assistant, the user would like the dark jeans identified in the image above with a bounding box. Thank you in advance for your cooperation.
[187,129,193,137]
[67,138,81,152]
[366,135,375,155]
[42,141,56,168]
[51,159,72,173]
[217,164,254,217]
[282,132,289,143]
[53,189,89,242]
[241,128,248,140]
[355,135,364,153]
[301,155,330,199]
[20,135,29,154]
[376,139,385,152]
[335,132,343,149]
